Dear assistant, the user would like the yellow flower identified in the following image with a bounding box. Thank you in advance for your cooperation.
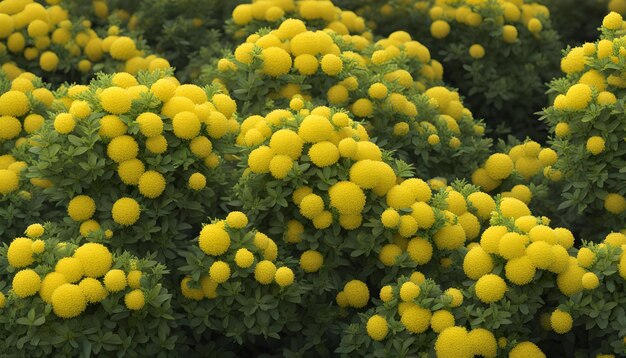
[67,195,96,222]
[469,44,485,59]
[54,113,76,134]
[343,280,369,308]
[604,193,626,214]
[107,135,139,163]
[138,170,166,198]
[262,47,292,77]
[586,136,605,155]
[484,153,513,180]
[505,256,536,285]
[209,261,231,284]
[444,288,463,307]
[379,244,402,266]
[172,111,201,140]
[509,342,545,358]
[463,247,494,280]
[254,260,277,285]
[399,281,420,302]
[434,326,472,358]
[468,328,497,358]
[329,181,366,215]
[274,267,294,287]
[111,197,141,226]
[78,277,107,303]
[430,310,455,333]
[100,86,132,114]
[582,272,599,289]
[118,159,145,186]
[235,248,255,268]
[320,54,343,76]
[299,194,325,219]
[40,272,68,303]
[550,309,573,334]
[527,18,543,33]
[603,11,623,30]
[0,116,22,140]
[12,269,41,298]
[366,315,388,341]
[136,112,163,137]
[51,283,87,318]
[269,154,293,179]
[198,224,230,256]
[109,36,137,60]
[0,90,29,117]
[401,306,431,333]
[475,274,506,303]
[125,289,145,310]
[99,115,128,138]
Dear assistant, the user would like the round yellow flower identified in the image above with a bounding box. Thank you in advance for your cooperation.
[274,267,295,287]
[401,306,431,333]
[226,211,248,229]
[509,341,545,358]
[67,195,96,222]
[550,309,573,334]
[366,315,388,341]
[138,170,166,198]
[100,87,132,114]
[0,169,19,195]
[235,248,255,268]
[343,280,369,308]
[12,269,41,298]
[125,289,145,310]
[321,54,343,76]
[262,47,292,77]
[308,141,339,167]
[505,256,536,285]
[0,115,21,140]
[379,244,402,266]
[434,326,472,358]
[136,112,163,137]
[431,20,450,39]
[603,11,623,30]
[73,243,113,278]
[54,113,76,134]
[469,44,485,59]
[118,159,145,186]
[468,328,497,358]
[110,37,137,60]
[475,274,506,303]
[463,246,494,280]
[104,269,127,292]
[198,224,230,256]
[0,90,29,117]
[172,111,201,140]
[586,136,605,155]
[484,153,513,180]
[430,310,455,333]
[107,135,139,163]
[111,197,141,226]
[407,237,433,265]
[51,283,87,318]
[329,181,366,215]
[605,193,626,214]
[300,250,323,272]
[582,272,600,289]
[209,261,231,283]
[399,281,420,302]
[255,260,277,285]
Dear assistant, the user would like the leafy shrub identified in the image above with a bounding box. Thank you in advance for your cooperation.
[0,222,177,357]
[542,12,626,238]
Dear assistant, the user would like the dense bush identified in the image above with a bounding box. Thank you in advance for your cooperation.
[0,0,625,357]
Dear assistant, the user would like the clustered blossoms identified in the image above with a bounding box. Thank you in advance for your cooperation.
[543,12,626,236]
[336,0,563,138]
[18,70,235,257]
[210,14,492,180]
[0,0,169,84]
[0,222,176,356]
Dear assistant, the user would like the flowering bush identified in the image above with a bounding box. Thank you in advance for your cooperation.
[542,12,626,238]
[208,16,492,180]
[17,69,235,258]
[0,222,177,356]
[0,0,169,84]
[337,0,563,138]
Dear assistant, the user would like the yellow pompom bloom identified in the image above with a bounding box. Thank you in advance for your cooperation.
[124,289,145,310]
[566,84,592,110]
[605,193,626,214]
[107,135,139,163]
[111,197,141,226]
[431,20,450,39]
[104,269,127,292]
[39,51,59,71]
[510,341,545,358]
[550,309,573,334]
[329,181,366,215]
[300,250,323,272]
[25,223,44,239]
[100,87,132,114]
[344,280,369,308]
[526,241,553,269]
[69,100,91,119]
[527,18,542,33]
[603,11,623,30]
[235,248,255,268]
[67,195,96,222]
[262,47,292,77]
[468,328,497,358]
[475,274,506,303]
[469,44,485,59]
[433,224,466,250]
[399,281,420,302]
[586,136,605,155]
[109,36,137,60]
[463,246,494,280]
[73,243,112,278]
[269,155,294,179]
[136,112,163,138]
[125,270,142,289]
[557,264,585,296]
[99,115,128,138]
[444,288,463,307]
[39,272,68,303]
[505,256,536,285]
[582,272,599,289]
[225,211,248,229]
[255,260,277,285]
[138,170,166,198]
[294,54,319,75]
[379,244,402,266]
[172,111,201,140]
[51,283,87,318]
[366,315,388,341]
[402,306,432,333]
[308,141,339,167]
[0,91,29,117]
[500,198,531,219]
[55,257,84,283]
[54,113,76,134]
[274,267,295,287]
[321,54,343,76]
[430,310,455,333]
[484,153,513,180]
[12,269,41,298]
[503,25,518,43]
[209,261,231,283]
[198,224,230,256]
[407,237,433,265]
[118,159,145,186]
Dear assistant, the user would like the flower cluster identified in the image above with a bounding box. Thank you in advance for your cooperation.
[543,12,626,237]
[0,222,176,356]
